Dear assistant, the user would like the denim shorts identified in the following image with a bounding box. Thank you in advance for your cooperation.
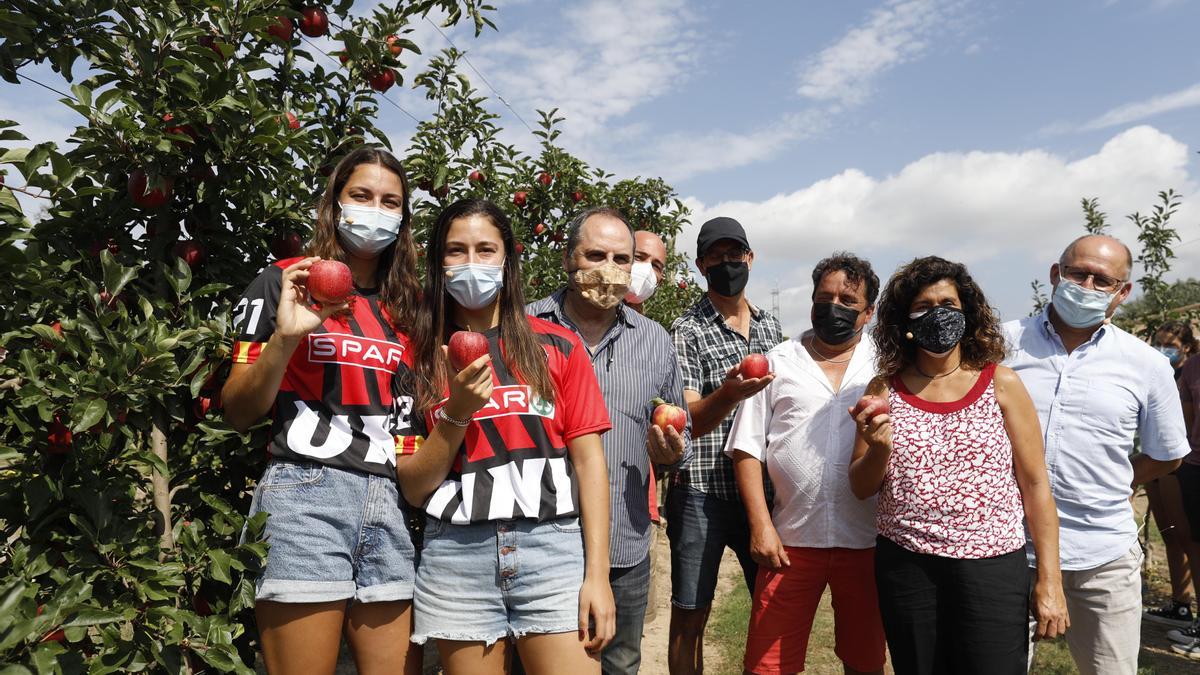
[412,516,584,645]
[666,484,758,609]
[245,460,416,603]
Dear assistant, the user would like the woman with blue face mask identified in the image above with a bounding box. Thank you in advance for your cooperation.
[222,146,423,674]
[1144,319,1200,634]
[395,199,616,674]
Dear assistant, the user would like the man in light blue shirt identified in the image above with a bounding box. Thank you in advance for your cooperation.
[1004,234,1189,674]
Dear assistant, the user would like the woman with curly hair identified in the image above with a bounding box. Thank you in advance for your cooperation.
[847,256,1068,674]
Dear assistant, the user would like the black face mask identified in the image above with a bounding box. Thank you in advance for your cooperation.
[706,261,749,297]
[811,302,861,345]
[908,306,966,355]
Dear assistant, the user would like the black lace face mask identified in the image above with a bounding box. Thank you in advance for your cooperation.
[907,306,966,355]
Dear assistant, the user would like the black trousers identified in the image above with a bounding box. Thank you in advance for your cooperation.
[875,535,1029,675]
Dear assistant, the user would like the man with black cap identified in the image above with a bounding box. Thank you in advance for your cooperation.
[666,216,783,675]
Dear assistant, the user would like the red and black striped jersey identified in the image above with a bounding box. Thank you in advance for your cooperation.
[232,257,413,478]
[394,317,611,523]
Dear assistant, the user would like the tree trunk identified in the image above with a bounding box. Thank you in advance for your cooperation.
[151,414,174,558]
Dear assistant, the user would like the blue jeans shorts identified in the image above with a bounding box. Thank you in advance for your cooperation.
[246,460,416,603]
[666,484,758,609]
[412,516,585,646]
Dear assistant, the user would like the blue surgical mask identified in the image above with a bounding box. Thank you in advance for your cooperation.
[445,263,504,310]
[1052,278,1114,328]
[1156,345,1183,366]
[338,203,403,257]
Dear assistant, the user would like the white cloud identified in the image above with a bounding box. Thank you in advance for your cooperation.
[681,126,1199,336]
[796,0,963,107]
[1075,82,1200,132]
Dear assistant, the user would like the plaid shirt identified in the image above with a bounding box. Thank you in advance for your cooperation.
[671,295,784,501]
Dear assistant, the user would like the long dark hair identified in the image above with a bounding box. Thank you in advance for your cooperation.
[307,146,420,329]
[410,198,554,411]
[873,256,1007,378]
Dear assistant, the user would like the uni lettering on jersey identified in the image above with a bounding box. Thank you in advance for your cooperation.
[308,333,405,373]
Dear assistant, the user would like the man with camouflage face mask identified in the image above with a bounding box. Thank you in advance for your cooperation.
[528,206,693,674]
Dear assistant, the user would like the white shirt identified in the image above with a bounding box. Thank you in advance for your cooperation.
[725,332,878,549]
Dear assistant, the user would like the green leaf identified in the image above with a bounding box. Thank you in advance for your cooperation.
[208,549,234,584]
[64,607,125,627]
[100,250,139,296]
[71,398,107,433]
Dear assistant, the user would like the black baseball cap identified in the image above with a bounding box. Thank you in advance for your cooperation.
[696,217,750,258]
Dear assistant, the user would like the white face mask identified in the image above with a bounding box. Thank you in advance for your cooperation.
[445,263,504,310]
[337,203,403,257]
[624,261,658,304]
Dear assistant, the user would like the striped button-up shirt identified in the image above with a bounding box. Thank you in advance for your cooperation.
[671,295,783,501]
[528,290,693,568]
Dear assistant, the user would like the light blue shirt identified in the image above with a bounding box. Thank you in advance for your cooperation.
[1003,309,1189,570]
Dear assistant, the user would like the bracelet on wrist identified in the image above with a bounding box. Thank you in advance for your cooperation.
[435,406,472,428]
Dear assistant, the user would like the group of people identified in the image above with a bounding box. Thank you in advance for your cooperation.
[222,144,1195,675]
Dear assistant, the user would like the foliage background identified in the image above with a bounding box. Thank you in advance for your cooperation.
[0,1,699,672]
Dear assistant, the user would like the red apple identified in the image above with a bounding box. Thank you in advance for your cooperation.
[433,184,449,199]
[448,331,490,371]
[271,231,304,259]
[468,170,485,184]
[127,169,173,208]
[88,237,120,257]
[651,397,686,434]
[298,6,328,37]
[266,15,293,43]
[852,395,890,419]
[571,190,584,203]
[198,34,224,58]
[534,223,546,235]
[513,191,527,208]
[51,321,62,338]
[368,69,395,93]
[515,242,525,254]
[41,628,66,644]
[308,259,354,304]
[193,396,212,419]
[285,112,300,130]
[551,230,564,243]
[537,172,552,186]
[47,415,72,454]
[386,34,403,56]
[740,353,770,379]
[192,595,212,617]
[677,279,688,289]
[173,240,205,268]
[338,51,349,64]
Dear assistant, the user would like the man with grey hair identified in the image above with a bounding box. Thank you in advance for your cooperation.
[1004,234,1189,674]
[528,207,693,673]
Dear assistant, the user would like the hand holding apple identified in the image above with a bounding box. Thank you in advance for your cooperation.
[647,398,686,465]
[718,354,775,402]
[275,258,350,340]
[441,339,493,422]
[849,394,892,450]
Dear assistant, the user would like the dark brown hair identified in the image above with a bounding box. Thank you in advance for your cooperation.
[872,256,1007,378]
[811,252,880,305]
[410,198,555,411]
[307,146,420,329]
[1156,319,1200,355]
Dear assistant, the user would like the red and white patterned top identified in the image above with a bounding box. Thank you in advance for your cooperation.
[877,363,1026,559]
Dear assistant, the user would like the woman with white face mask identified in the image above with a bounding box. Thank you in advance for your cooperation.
[222,146,423,674]
[848,256,1068,674]
[395,199,616,674]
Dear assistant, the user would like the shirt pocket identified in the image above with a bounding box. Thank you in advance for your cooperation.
[1079,377,1140,443]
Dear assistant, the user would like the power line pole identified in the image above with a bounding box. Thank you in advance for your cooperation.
[771,285,781,323]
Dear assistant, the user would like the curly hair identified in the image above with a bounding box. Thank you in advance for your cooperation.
[811,252,880,305]
[872,256,1007,378]
[1155,319,1200,355]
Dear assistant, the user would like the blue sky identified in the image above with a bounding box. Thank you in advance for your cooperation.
[3,0,1199,336]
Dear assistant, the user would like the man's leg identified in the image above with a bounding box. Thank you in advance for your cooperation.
[666,486,728,675]
[1060,546,1143,675]
[742,547,828,675]
[828,548,886,675]
[602,555,652,674]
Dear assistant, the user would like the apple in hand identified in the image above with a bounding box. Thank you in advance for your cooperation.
[852,395,890,419]
[650,397,686,434]
[448,331,490,371]
[740,353,770,379]
[307,260,354,304]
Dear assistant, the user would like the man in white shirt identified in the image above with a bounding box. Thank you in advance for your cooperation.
[726,253,886,675]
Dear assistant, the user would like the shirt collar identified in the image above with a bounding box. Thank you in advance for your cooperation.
[698,294,762,325]
[1039,304,1111,344]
